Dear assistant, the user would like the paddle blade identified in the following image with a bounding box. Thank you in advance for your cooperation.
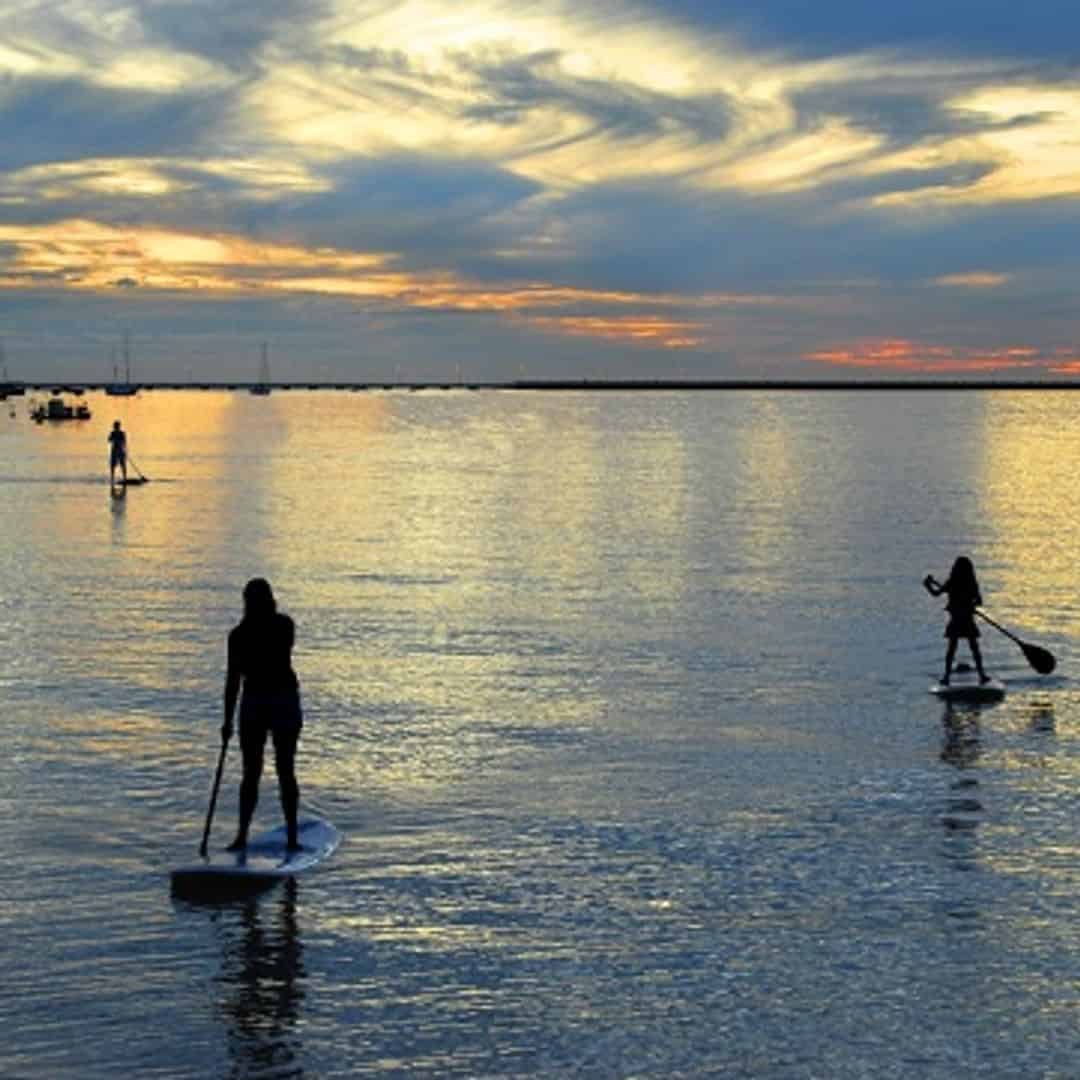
[1022,641,1056,675]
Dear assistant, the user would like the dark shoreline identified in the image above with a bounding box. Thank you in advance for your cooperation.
[7,378,1080,394]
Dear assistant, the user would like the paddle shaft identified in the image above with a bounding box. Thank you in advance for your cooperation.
[975,609,1021,644]
[975,609,1056,674]
[126,453,147,481]
[199,738,229,857]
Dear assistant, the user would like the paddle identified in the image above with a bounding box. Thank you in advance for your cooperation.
[126,454,149,483]
[975,610,1056,675]
[199,735,230,857]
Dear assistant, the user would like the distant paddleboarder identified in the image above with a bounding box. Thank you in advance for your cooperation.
[222,578,304,852]
[923,556,992,686]
[108,420,127,485]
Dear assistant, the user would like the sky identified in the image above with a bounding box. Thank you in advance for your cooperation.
[3,0,1080,382]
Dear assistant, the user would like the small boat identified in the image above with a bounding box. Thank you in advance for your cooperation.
[31,396,92,422]
[0,350,25,397]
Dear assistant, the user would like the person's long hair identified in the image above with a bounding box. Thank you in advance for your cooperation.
[242,577,277,621]
[949,556,980,600]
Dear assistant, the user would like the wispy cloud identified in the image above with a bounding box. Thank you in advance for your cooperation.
[935,271,1011,288]
[2,0,1080,377]
[804,339,1080,375]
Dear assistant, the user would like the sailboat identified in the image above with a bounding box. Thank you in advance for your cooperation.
[250,343,271,395]
[105,333,137,396]
[0,344,25,398]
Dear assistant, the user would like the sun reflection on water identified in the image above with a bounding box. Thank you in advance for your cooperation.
[5,389,1080,1078]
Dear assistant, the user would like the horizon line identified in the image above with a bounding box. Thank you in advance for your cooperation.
[7,378,1080,393]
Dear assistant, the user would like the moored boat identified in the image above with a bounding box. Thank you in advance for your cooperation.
[250,342,272,395]
[31,396,92,422]
[105,333,138,396]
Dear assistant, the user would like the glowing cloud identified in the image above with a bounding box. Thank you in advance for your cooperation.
[3,0,1080,377]
[804,339,1078,375]
[935,272,1011,288]
[524,314,706,348]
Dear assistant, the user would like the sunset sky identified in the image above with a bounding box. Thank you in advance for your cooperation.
[3,0,1080,381]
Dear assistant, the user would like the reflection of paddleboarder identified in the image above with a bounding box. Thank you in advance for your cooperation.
[923,556,991,686]
[108,420,127,485]
[222,579,303,852]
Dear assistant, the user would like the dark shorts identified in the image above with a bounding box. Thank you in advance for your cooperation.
[110,448,126,467]
[239,687,302,740]
[945,615,979,640]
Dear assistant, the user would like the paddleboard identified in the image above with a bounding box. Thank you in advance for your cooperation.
[170,816,340,899]
[930,674,1006,702]
[113,477,148,486]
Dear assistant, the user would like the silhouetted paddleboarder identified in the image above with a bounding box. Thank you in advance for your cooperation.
[222,578,303,852]
[924,556,992,686]
[108,420,127,486]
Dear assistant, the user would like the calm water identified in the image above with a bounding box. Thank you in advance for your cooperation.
[2,388,1079,1078]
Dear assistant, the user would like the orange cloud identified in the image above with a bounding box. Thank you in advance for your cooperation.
[524,314,705,348]
[935,272,1010,288]
[0,218,718,350]
[805,339,1080,374]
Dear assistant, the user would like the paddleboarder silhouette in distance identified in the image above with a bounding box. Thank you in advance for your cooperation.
[108,420,127,486]
[923,556,992,686]
[223,578,303,852]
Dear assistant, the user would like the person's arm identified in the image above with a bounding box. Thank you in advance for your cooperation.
[222,634,242,742]
[923,574,945,596]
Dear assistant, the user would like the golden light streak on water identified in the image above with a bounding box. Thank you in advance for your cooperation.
[5,389,1080,1078]
[977,392,1080,642]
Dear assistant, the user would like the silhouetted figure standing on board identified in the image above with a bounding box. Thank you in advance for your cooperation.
[924,556,991,686]
[222,578,303,851]
[108,420,127,486]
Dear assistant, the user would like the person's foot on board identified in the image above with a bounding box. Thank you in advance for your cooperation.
[225,835,248,852]
[979,673,992,685]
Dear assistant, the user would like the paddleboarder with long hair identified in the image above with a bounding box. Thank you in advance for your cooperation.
[222,578,303,851]
[924,556,992,687]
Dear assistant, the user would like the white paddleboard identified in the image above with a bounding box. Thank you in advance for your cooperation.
[930,674,1006,702]
[171,816,340,898]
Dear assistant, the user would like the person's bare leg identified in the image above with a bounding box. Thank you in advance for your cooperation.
[274,728,301,850]
[971,639,990,683]
[227,734,264,850]
[943,638,958,685]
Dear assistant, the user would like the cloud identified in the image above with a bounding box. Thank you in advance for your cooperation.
[935,272,1010,288]
[133,0,329,70]
[0,78,229,172]
[250,155,543,258]
[659,0,1080,62]
[2,0,1080,379]
[802,339,1080,376]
